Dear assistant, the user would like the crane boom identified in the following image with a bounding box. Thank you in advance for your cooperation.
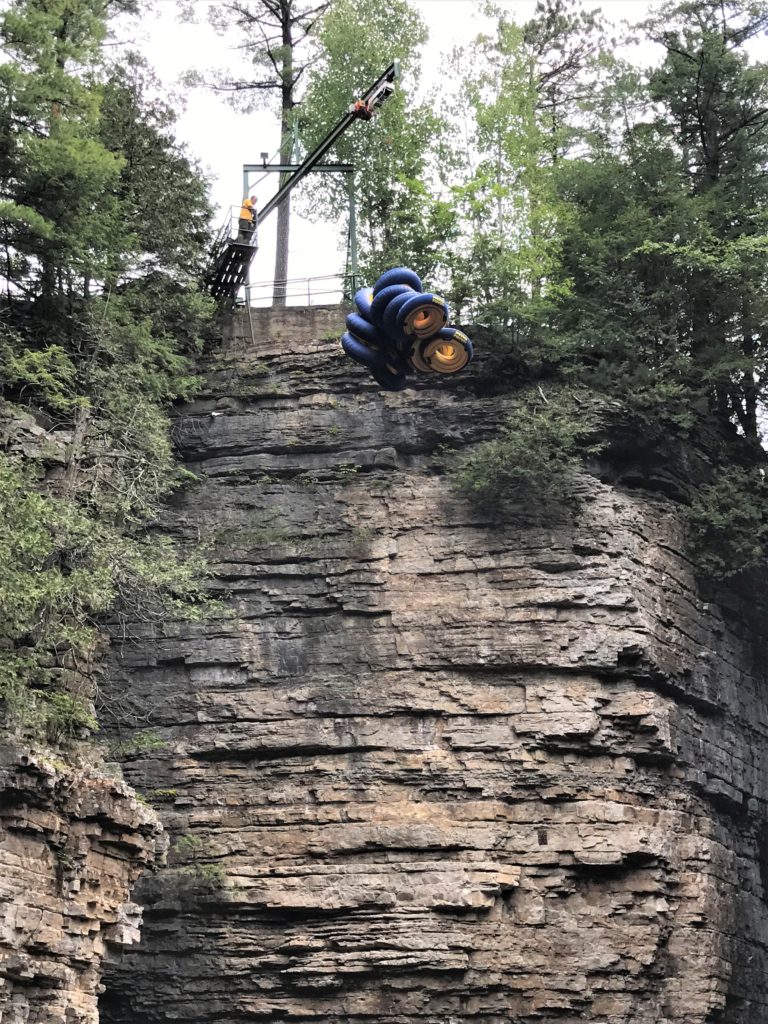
[206,62,399,301]
[257,62,398,225]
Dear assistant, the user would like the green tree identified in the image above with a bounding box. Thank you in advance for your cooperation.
[99,54,212,281]
[296,0,455,285]
[0,0,217,742]
[644,0,768,442]
[552,0,768,444]
[446,1,599,330]
[0,0,131,305]
[455,1,768,578]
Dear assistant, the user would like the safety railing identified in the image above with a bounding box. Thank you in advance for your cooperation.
[243,273,359,307]
[212,205,259,254]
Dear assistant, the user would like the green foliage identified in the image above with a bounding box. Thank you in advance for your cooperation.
[439,1,604,325]
[174,833,204,857]
[188,862,226,889]
[446,13,567,323]
[42,692,100,745]
[107,729,168,759]
[453,387,604,510]
[0,0,218,748]
[0,451,215,739]
[164,833,228,898]
[1,1,213,302]
[0,336,80,413]
[0,453,107,706]
[0,0,127,297]
[685,467,768,578]
[296,0,455,279]
[442,0,768,580]
[546,1,768,440]
[99,55,213,281]
[146,788,178,802]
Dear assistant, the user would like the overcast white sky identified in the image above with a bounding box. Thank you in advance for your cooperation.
[126,0,663,301]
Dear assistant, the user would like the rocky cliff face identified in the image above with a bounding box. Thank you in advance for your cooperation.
[0,741,163,1023]
[99,306,768,1023]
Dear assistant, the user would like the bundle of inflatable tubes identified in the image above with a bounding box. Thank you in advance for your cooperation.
[342,267,473,391]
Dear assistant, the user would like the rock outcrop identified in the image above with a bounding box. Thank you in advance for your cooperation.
[100,306,768,1023]
[0,742,163,1023]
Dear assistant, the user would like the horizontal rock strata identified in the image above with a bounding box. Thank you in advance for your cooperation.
[0,742,163,1023]
[101,306,768,1023]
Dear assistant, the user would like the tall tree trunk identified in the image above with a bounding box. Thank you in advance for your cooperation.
[272,136,291,307]
[741,293,758,441]
[272,4,294,307]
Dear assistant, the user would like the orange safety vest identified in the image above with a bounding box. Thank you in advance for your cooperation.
[239,198,255,221]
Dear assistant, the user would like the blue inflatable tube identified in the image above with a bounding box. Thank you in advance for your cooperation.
[381,291,413,346]
[371,364,409,391]
[396,292,449,337]
[346,311,382,347]
[342,267,473,388]
[373,267,422,295]
[370,284,413,328]
[354,287,374,319]
[341,331,388,370]
[418,326,473,374]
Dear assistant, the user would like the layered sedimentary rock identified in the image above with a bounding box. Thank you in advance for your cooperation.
[0,741,163,1023]
[101,306,768,1023]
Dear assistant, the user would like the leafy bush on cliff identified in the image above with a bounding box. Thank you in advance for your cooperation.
[685,467,768,579]
[453,387,604,510]
[0,449,213,739]
[0,1,216,741]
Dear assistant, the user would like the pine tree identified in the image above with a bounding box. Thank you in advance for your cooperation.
[644,0,768,440]
[0,0,126,305]
[551,0,768,443]
[99,53,211,281]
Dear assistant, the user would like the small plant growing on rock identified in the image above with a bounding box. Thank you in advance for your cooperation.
[107,729,168,759]
[167,834,228,898]
[173,833,204,857]
[452,387,604,511]
[336,462,360,480]
[146,788,179,803]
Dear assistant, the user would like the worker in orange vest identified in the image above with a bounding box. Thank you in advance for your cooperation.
[238,195,257,240]
[351,99,373,121]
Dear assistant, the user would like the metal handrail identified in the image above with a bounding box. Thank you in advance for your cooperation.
[212,205,259,253]
[243,272,357,307]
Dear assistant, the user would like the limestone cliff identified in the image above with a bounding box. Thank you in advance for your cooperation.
[0,741,163,1022]
[99,306,768,1023]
